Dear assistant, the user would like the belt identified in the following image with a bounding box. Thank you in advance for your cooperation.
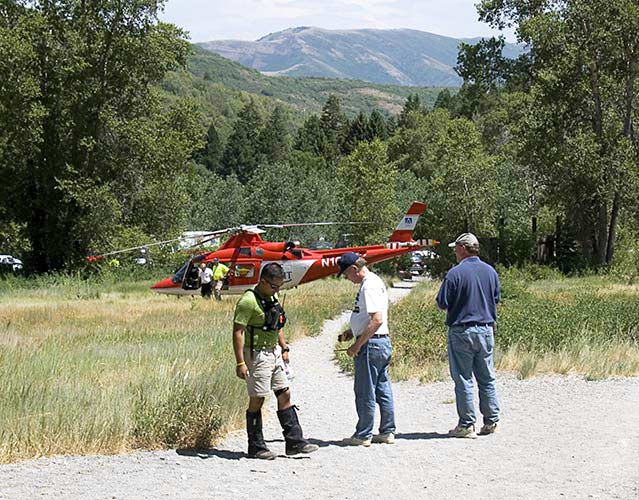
[244,346,279,352]
[371,334,389,338]
[461,322,493,328]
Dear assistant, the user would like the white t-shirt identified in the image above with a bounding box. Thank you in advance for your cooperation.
[199,267,213,284]
[349,271,389,337]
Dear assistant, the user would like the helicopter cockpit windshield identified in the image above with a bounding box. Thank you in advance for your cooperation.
[172,262,189,284]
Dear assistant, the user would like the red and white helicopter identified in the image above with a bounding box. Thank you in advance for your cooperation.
[90,202,438,296]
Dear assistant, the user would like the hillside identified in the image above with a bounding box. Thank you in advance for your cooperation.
[198,27,521,87]
[174,46,442,119]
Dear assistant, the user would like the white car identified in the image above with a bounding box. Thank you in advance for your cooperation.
[0,254,24,272]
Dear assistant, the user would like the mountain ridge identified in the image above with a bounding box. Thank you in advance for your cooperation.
[199,26,520,87]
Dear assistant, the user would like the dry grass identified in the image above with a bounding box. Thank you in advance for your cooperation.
[376,275,639,383]
[497,341,639,380]
[0,276,354,463]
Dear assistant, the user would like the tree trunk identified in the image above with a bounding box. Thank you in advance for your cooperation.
[605,191,621,265]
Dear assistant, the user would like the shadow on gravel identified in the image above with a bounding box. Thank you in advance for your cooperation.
[308,438,350,448]
[176,448,245,460]
[396,432,452,440]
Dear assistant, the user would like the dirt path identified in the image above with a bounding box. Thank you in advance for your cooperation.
[1,282,638,500]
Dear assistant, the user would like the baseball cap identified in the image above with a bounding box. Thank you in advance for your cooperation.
[212,257,219,263]
[448,232,479,248]
[337,252,360,276]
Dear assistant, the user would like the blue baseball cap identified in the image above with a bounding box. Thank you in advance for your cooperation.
[338,252,360,276]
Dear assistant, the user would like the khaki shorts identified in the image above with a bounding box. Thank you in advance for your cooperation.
[243,346,289,398]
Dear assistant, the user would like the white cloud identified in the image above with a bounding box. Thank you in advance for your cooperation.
[161,0,515,42]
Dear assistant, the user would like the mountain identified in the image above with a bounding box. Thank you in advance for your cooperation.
[172,46,442,120]
[198,27,521,87]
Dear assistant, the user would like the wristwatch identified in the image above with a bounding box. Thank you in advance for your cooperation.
[282,346,290,353]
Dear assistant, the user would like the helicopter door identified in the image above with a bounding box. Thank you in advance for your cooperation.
[182,260,201,290]
[228,261,259,289]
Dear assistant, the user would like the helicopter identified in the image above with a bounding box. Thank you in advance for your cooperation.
[88,202,438,296]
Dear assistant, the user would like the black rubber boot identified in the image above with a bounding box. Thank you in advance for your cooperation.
[246,410,276,460]
[277,406,319,456]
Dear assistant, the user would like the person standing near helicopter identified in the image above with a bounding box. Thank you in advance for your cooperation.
[210,257,229,301]
[232,262,319,460]
[198,262,213,299]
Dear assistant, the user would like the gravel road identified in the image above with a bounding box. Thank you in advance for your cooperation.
[1,282,638,500]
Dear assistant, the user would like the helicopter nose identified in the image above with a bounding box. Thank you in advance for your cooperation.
[151,277,176,290]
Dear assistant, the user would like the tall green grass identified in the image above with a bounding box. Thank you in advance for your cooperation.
[345,270,639,383]
[0,276,353,463]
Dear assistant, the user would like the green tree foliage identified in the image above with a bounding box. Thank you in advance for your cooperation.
[388,109,499,249]
[368,110,388,141]
[193,122,223,172]
[338,140,398,245]
[0,0,200,271]
[186,165,247,230]
[478,0,639,266]
[260,105,292,164]
[397,94,424,128]
[294,115,328,158]
[320,94,348,163]
[221,98,264,182]
[433,89,456,113]
[244,152,345,242]
[343,111,371,154]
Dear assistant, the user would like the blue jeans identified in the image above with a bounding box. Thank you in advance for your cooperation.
[448,325,500,427]
[353,336,396,439]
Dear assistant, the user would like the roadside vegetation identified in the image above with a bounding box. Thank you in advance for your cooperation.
[337,269,639,382]
[0,276,353,464]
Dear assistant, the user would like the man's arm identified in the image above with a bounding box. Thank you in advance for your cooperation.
[233,322,248,379]
[278,329,289,363]
[347,312,383,357]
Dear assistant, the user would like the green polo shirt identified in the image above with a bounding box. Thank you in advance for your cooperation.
[233,289,280,349]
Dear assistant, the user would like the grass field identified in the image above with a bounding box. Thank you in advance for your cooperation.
[3,270,639,463]
[0,275,354,463]
[336,271,639,382]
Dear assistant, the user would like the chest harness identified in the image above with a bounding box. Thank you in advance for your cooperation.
[246,289,287,352]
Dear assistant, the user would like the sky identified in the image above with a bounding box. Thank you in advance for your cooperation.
[160,0,516,43]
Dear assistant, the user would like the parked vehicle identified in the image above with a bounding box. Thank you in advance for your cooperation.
[0,254,24,272]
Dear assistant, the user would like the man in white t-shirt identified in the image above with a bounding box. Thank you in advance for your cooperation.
[198,262,214,299]
[338,252,396,446]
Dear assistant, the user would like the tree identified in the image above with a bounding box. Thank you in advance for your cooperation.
[186,166,247,230]
[387,109,500,248]
[342,111,371,154]
[245,152,344,243]
[433,89,457,114]
[294,115,328,158]
[320,94,348,163]
[221,98,263,183]
[0,0,199,271]
[454,36,531,119]
[397,94,423,128]
[193,122,223,172]
[478,0,639,265]
[368,110,388,141]
[338,140,398,245]
[260,105,291,164]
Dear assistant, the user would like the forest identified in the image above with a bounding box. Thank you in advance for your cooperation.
[1,0,638,278]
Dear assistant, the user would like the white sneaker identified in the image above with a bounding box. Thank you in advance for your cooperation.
[448,425,477,439]
[371,433,395,444]
[343,436,372,447]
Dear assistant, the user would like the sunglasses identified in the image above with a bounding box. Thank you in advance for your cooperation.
[263,279,283,290]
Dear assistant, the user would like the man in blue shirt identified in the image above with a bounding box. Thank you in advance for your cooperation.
[436,233,501,438]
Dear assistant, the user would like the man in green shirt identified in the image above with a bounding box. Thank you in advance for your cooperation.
[233,262,319,460]
[210,258,229,301]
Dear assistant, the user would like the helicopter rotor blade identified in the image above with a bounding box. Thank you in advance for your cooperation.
[87,228,236,261]
[257,221,374,229]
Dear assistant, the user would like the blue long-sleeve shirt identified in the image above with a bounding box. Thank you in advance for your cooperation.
[436,256,500,327]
